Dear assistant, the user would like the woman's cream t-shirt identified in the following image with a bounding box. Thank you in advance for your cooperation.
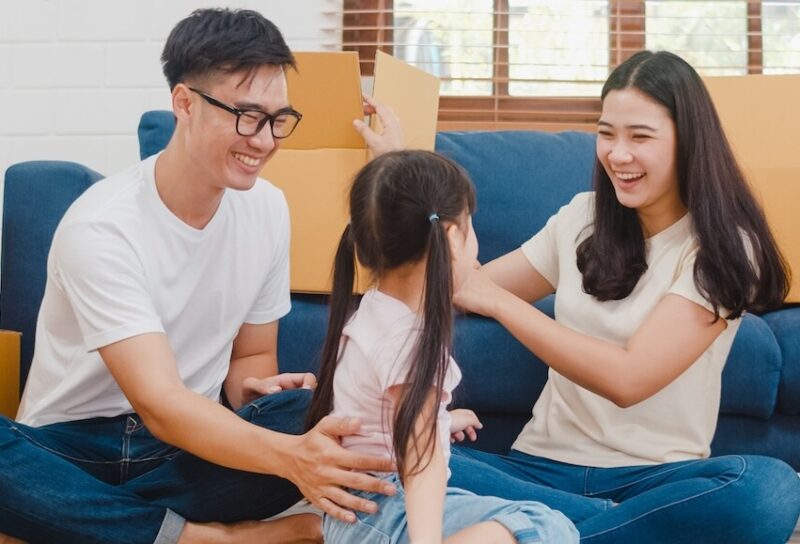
[512,192,741,467]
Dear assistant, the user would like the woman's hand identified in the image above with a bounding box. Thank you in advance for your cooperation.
[453,265,503,317]
[449,408,483,443]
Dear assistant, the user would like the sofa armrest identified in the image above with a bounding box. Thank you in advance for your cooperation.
[762,307,800,414]
[1,161,103,392]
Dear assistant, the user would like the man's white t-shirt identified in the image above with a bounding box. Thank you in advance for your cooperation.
[18,153,291,427]
[331,289,461,468]
[512,192,741,467]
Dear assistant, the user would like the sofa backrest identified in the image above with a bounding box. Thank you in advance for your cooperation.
[435,131,595,263]
[1,161,103,392]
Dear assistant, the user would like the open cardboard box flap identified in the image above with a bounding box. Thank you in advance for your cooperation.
[262,51,440,293]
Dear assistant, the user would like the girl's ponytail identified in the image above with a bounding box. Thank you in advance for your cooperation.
[306,224,358,430]
[392,214,453,482]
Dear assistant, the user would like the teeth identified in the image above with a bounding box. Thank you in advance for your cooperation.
[233,152,260,167]
[616,172,644,181]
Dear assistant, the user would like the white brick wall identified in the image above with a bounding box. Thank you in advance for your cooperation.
[0,0,342,273]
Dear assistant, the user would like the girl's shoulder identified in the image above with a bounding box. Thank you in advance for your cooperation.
[345,290,419,355]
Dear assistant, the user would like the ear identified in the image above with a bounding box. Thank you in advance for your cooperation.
[172,84,193,124]
[445,222,463,259]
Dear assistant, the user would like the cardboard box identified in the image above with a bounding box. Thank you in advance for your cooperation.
[262,51,440,293]
[0,330,21,419]
[704,74,800,302]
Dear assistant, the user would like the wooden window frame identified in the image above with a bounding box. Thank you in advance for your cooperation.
[343,0,766,131]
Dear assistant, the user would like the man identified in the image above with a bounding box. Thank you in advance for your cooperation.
[0,8,401,543]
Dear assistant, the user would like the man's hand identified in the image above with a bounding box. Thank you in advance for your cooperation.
[285,416,396,523]
[449,408,482,443]
[240,373,317,405]
[353,94,404,157]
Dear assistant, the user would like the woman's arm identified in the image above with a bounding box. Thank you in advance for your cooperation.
[388,386,447,544]
[483,248,555,303]
[455,268,726,407]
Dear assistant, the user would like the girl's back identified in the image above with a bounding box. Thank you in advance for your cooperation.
[330,288,460,462]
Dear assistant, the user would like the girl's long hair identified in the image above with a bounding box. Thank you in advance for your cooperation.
[306,150,477,481]
[577,50,789,319]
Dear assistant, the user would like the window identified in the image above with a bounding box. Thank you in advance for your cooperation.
[342,0,800,131]
[645,1,748,76]
[763,1,800,74]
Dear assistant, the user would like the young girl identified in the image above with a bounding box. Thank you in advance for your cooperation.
[448,50,800,543]
[306,150,579,543]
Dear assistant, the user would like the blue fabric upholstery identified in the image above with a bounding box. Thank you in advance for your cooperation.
[3,111,798,470]
[762,308,800,414]
[719,314,782,419]
[435,131,595,263]
[138,111,175,160]
[1,161,103,392]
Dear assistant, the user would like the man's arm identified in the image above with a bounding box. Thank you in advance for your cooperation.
[223,321,315,410]
[99,332,394,521]
[224,321,279,410]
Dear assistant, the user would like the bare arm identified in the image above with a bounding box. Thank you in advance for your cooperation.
[388,386,446,544]
[455,270,726,407]
[482,248,555,303]
[99,333,394,521]
[223,321,316,410]
[101,333,297,472]
[224,321,279,409]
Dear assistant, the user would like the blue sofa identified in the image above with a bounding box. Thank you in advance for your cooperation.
[3,111,799,472]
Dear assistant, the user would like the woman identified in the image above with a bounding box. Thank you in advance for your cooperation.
[449,50,800,543]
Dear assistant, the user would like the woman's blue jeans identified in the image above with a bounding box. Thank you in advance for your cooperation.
[450,446,800,543]
[0,389,311,544]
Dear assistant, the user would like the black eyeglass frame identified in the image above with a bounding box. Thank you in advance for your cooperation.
[187,87,302,139]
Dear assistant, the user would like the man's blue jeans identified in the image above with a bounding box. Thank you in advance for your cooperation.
[0,389,311,544]
[450,446,800,543]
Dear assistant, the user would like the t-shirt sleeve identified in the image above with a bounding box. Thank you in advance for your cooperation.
[245,192,292,324]
[52,221,164,351]
[667,247,716,314]
[520,192,593,289]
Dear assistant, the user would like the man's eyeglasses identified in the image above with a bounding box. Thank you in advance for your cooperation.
[188,87,302,139]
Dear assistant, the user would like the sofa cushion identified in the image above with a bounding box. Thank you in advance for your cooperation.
[1,161,103,392]
[277,294,328,375]
[435,130,596,263]
[719,314,782,419]
[762,308,800,414]
[712,412,800,470]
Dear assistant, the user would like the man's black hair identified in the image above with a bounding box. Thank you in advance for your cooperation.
[161,8,295,90]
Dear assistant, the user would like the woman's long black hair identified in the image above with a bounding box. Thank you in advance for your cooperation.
[306,150,477,481]
[577,50,789,319]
